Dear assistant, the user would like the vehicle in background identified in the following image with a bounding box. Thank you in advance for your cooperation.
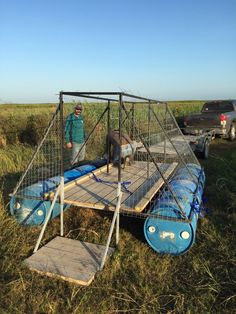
[183,100,236,141]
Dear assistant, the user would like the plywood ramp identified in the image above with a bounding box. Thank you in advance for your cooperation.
[24,237,114,286]
[64,161,178,213]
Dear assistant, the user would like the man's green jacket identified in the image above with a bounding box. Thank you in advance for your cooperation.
[64,113,85,144]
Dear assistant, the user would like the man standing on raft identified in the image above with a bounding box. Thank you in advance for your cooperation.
[65,103,86,165]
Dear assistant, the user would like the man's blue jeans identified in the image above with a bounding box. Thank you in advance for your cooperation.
[71,142,86,165]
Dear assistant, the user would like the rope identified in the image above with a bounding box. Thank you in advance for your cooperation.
[91,171,132,194]
[191,194,210,216]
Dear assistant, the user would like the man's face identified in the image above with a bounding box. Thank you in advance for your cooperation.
[74,108,82,116]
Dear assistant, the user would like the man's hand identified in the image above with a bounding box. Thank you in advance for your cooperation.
[66,142,73,149]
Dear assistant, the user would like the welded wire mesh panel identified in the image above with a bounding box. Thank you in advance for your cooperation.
[151,105,201,221]
[113,102,172,212]
[13,105,62,198]
[145,159,204,222]
[120,101,200,220]
[151,102,199,167]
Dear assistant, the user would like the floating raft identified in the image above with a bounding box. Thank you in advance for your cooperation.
[10,161,177,225]
[63,161,178,213]
[24,236,114,285]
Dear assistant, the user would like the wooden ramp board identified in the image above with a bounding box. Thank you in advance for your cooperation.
[64,161,178,213]
[24,236,115,286]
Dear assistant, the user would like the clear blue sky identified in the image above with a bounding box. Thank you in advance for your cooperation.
[0,0,235,103]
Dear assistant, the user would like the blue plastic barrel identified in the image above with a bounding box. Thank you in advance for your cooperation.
[10,164,97,225]
[144,164,205,255]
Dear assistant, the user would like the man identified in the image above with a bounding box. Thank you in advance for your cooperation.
[65,104,86,165]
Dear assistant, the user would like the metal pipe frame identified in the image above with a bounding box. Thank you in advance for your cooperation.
[163,103,167,162]
[147,101,151,178]
[107,100,111,174]
[59,92,65,236]
[131,103,135,140]
[61,91,165,104]
[33,182,61,253]
[100,188,123,270]
[118,94,122,182]
[63,93,194,221]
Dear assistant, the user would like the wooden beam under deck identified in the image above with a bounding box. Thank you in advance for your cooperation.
[64,161,178,213]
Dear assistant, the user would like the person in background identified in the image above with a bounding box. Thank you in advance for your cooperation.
[65,103,86,165]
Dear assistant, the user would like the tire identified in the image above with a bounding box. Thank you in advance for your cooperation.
[199,139,209,159]
[228,124,236,141]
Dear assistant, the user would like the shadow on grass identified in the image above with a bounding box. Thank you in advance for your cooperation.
[199,139,236,240]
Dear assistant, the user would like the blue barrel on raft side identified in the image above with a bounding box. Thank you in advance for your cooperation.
[144,163,205,255]
[10,164,98,226]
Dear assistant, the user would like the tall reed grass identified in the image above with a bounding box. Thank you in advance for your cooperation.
[0,101,203,147]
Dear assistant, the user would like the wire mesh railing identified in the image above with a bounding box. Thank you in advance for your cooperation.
[12,106,62,198]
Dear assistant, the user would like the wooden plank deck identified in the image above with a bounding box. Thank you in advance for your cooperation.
[24,236,114,286]
[64,161,178,213]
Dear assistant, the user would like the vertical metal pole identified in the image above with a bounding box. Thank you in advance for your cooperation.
[34,184,61,253]
[116,93,122,246]
[116,182,121,245]
[118,94,122,182]
[100,190,123,270]
[107,100,111,174]
[59,92,64,237]
[60,178,64,236]
[131,103,135,140]
[164,103,167,163]
[147,101,151,178]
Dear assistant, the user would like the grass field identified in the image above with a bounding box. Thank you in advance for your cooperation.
[0,102,235,313]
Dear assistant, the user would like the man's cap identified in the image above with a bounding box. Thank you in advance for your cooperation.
[74,104,82,110]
